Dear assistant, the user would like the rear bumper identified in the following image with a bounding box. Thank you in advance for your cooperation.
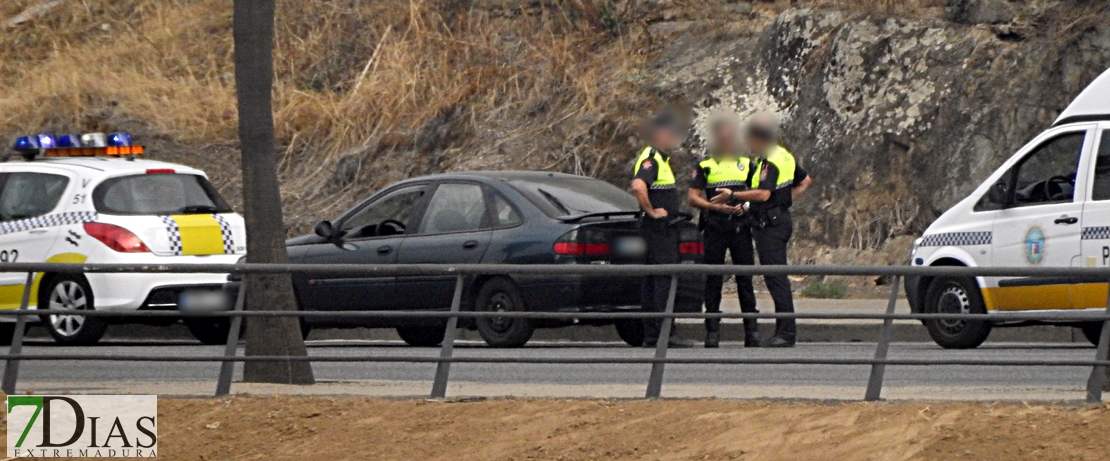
[514,272,704,314]
[77,253,239,312]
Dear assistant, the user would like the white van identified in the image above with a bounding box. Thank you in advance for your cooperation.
[907,68,1110,349]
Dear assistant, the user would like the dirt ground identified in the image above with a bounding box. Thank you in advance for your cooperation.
[11,397,1095,461]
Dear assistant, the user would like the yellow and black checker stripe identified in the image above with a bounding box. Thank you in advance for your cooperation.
[160,214,235,256]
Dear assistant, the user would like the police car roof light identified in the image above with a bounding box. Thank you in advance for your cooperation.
[12,135,40,152]
[36,134,55,149]
[107,132,132,147]
[56,134,82,148]
[81,133,108,148]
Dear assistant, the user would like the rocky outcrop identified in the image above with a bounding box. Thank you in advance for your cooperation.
[647,5,1110,252]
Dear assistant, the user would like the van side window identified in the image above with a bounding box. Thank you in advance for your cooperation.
[1091,130,1110,201]
[0,172,69,222]
[978,132,1085,210]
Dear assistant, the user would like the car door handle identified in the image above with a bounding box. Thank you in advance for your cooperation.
[462,240,479,250]
[1054,216,1079,225]
[377,246,393,255]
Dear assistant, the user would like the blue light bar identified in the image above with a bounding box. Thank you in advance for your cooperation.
[13,135,40,152]
[106,132,132,147]
[36,134,55,149]
[56,134,82,148]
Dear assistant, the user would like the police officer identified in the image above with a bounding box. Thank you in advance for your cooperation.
[631,110,696,348]
[718,113,812,347]
[687,113,759,348]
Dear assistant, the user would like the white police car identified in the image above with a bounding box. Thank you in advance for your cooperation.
[908,68,1110,349]
[0,132,245,345]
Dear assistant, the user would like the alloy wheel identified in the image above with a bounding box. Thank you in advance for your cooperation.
[49,280,89,337]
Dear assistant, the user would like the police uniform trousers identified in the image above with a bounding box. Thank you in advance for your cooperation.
[752,211,796,341]
[640,216,679,342]
[702,215,759,340]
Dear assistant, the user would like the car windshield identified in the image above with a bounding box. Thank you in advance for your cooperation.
[509,176,637,218]
[93,173,232,215]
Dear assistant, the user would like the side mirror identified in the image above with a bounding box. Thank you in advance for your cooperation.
[314,220,336,240]
[987,182,1009,205]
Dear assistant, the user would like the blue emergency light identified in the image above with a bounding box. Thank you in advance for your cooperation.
[56,134,82,148]
[9,131,141,159]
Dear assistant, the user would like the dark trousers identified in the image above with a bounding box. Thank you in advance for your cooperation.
[753,213,796,341]
[641,217,679,343]
[702,218,759,339]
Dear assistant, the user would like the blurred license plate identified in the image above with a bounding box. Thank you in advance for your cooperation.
[179,290,229,311]
[614,236,646,257]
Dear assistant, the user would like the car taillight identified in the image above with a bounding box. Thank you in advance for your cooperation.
[679,242,704,255]
[83,222,151,253]
[554,229,610,255]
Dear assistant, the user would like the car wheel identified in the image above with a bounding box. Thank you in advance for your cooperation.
[396,326,445,347]
[475,278,534,348]
[0,323,15,346]
[614,319,644,347]
[923,276,991,349]
[40,275,107,346]
[185,319,233,345]
[1081,323,1104,347]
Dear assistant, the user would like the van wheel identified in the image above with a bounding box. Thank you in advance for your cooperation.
[923,276,991,349]
[475,278,534,348]
[40,275,107,346]
[614,320,644,347]
[1081,323,1104,347]
[396,326,445,347]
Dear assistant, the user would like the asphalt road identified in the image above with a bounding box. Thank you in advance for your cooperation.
[3,340,1103,400]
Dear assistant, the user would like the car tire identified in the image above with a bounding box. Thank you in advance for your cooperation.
[614,319,644,347]
[396,326,445,347]
[474,278,534,348]
[1080,323,1104,347]
[40,275,107,346]
[185,319,233,345]
[0,323,15,346]
[923,276,991,349]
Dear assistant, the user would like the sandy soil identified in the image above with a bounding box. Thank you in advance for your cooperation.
[10,397,1101,461]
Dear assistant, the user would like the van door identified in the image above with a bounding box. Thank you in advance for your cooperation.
[0,171,73,309]
[988,127,1092,310]
[1078,126,1110,309]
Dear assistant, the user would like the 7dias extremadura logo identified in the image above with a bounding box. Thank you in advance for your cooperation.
[6,395,157,458]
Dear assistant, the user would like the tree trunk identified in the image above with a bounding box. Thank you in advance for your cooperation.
[233,0,314,385]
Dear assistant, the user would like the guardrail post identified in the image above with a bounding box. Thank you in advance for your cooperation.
[1085,278,1110,403]
[646,275,678,399]
[2,272,35,395]
[215,279,247,397]
[864,275,901,401]
[430,275,464,399]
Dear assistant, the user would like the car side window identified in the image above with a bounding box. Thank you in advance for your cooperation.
[977,132,1085,210]
[1091,130,1110,201]
[340,186,425,239]
[491,191,523,227]
[0,172,69,222]
[417,183,488,234]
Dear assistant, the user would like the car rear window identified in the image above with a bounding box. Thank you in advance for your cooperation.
[93,173,232,215]
[509,177,638,218]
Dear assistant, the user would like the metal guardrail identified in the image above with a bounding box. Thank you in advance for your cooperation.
[1,263,1109,402]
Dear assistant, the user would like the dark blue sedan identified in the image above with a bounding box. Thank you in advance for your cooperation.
[276,171,704,347]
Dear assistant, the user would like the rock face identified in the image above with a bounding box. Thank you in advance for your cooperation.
[648,7,1110,251]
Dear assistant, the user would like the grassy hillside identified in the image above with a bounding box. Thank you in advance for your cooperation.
[1,0,660,231]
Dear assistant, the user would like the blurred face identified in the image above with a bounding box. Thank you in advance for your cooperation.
[652,129,682,151]
[747,132,771,156]
[712,124,738,154]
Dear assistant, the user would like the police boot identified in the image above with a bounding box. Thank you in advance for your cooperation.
[704,319,720,348]
[743,319,761,348]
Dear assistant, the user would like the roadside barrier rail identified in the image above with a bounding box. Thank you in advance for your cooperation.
[0,263,1108,402]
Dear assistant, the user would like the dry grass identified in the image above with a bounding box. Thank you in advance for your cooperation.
[0,0,651,231]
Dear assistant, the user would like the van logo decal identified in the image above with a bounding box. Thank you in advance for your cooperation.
[1025,227,1045,264]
